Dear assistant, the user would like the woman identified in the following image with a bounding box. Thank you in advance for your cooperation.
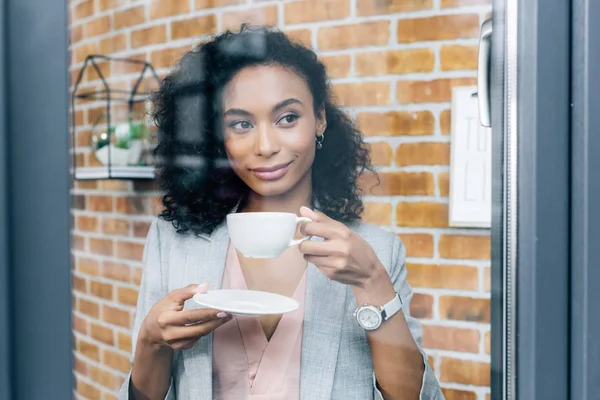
[119,25,443,400]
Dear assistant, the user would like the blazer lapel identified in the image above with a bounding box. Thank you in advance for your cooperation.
[181,223,229,400]
[300,259,349,400]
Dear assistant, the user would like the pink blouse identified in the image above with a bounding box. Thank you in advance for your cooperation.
[212,242,307,400]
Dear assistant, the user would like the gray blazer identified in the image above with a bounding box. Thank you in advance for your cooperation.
[118,218,443,399]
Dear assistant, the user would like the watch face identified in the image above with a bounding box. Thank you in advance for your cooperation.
[357,306,382,330]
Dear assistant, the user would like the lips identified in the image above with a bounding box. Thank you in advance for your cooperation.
[250,161,293,181]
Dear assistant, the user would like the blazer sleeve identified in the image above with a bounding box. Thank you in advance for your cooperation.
[118,219,176,400]
[373,235,444,400]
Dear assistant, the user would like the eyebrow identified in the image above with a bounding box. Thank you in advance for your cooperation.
[223,98,303,118]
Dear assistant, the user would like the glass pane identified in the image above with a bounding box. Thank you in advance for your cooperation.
[69,0,496,399]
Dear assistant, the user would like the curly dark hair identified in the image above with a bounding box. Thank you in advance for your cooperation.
[154,25,374,236]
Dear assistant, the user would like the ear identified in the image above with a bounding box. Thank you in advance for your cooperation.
[315,105,327,136]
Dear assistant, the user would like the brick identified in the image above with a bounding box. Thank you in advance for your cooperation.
[442,388,478,400]
[73,194,86,210]
[87,107,105,126]
[356,111,435,136]
[103,349,131,373]
[75,129,92,147]
[150,0,190,19]
[91,322,114,345]
[132,268,143,285]
[428,355,435,372]
[98,0,127,11]
[357,0,432,16]
[440,358,490,386]
[73,275,87,293]
[222,6,278,32]
[333,82,390,107]
[75,181,97,190]
[133,180,161,192]
[72,25,83,43]
[152,196,165,215]
[72,234,85,251]
[439,296,490,323]
[483,267,491,292]
[116,196,151,214]
[102,218,131,236]
[99,180,130,191]
[117,241,145,261]
[410,293,433,319]
[74,0,94,19]
[78,298,100,319]
[398,234,434,258]
[73,315,87,334]
[439,235,490,259]
[356,49,434,76]
[318,21,389,51]
[133,221,151,238]
[441,45,479,71]
[196,0,244,9]
[395,143,450,166]
[131,25,167,49]
[285,0,350,24]
[102,261,131,282]
[367,142,393,166]
[442,0,491,7]
[114,6,146,30]
[77,378,101,400]
[87,16,111,38]
[359,171,435,196]
[118,331,133,353]
[406,264,479,290]
[396,202,448,228]
[438,172,450,197]
[118,287,139,307]
[74,42,98,64]
[105,391,120,400]
[285,29,312,47]
[77,216,99,232]
[440,109,451,135]
[91,281,114,300]
[321,55,351,79]
[89,195,113,212]
[151,46,189,69]
[422,325,480,353]
[78,338,100,361]
[485,330,490,354]
[397,14,480,43]
[90,238,114,256]
[397,78,477,104]
[362,202,392,226]
[78,257,100,276]
[99,34,127,54]
[103,305,131,328]
[74,110,85,126]
[75,356,88,376]
[88,365,116,390]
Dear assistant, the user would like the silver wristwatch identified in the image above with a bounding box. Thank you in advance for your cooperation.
[354,292,403,331]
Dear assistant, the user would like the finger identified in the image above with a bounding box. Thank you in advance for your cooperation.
[163,317,232,342]
[157,308,226,328]
[167,283,209,309]
[298,240,331,256]
[299,221,339,239]
[299,206,331,223]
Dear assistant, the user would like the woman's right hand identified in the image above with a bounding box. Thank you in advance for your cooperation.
[139,283,231,351]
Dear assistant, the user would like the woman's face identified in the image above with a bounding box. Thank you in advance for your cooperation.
[221,65,326,198]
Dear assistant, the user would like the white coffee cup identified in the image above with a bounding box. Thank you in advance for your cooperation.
[226,212,312,258]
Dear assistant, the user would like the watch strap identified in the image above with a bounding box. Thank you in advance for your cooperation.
[380,292,402,321]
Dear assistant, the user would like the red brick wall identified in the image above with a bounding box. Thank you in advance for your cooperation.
[70,1,492,399]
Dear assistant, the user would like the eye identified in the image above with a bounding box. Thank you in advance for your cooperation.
[229,120,254,131]
[277,113,299,126]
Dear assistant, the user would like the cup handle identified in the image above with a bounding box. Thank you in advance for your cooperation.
[288,216,312,247]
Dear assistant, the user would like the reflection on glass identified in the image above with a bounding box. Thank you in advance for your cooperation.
[69,1,493,399]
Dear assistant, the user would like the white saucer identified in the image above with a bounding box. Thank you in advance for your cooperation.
[193,290,299,317]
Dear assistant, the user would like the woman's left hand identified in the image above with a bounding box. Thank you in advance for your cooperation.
[298,206,385,288]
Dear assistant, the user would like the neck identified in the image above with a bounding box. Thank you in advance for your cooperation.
[242,171,312,216]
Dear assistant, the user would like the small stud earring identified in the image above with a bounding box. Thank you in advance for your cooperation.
[315,133,325,149]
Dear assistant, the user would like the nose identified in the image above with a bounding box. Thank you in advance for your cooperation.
[254,124,280,157]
